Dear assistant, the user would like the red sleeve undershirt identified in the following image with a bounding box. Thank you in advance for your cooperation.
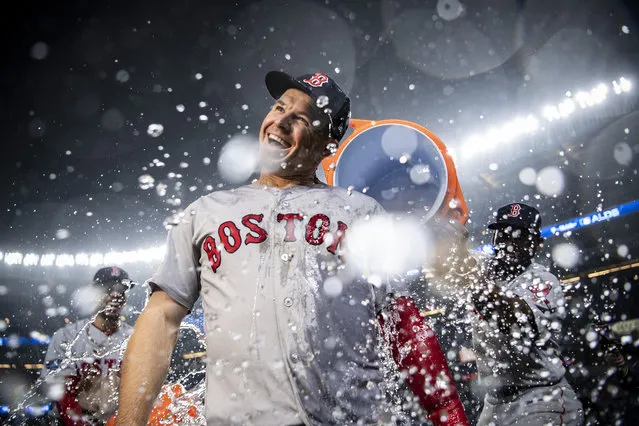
[378,295,469,426]
[56,376,91,426]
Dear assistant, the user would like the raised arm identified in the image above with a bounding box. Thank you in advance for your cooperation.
[430,220,538,338]
[115,291,188,426]
[378,295,469,426]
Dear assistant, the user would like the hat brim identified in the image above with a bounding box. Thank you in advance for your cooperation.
[94,278,136,291]
[265,71,313,101]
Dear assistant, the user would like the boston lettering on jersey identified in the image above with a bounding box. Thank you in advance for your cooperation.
[202,213,348,272]
[46,357,121,378]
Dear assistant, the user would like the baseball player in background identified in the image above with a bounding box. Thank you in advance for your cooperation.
[42,266,134,425]
[116,70,468,425]
[432,203,584,425]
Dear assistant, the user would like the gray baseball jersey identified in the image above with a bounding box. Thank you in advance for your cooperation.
[42,320,132,419]
[150,182,403,426]
[471,261,567,395]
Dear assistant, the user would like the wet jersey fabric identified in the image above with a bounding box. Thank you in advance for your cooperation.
[42,320,131,380]
[41,320,132,420]
[150,183,402,426]
[477,378,584,426]
[472,262,567,394]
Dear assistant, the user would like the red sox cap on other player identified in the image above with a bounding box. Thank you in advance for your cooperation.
[93,266,135,292]
[488,203,542,235]
[265,70,351,142]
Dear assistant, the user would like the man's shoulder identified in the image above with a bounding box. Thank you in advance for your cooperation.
[520,262,560,285]
[314,184,383,211]
[52,320,86,340]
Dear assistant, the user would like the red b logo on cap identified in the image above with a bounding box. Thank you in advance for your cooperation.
[303,72,329,87]
[508,204,521,217]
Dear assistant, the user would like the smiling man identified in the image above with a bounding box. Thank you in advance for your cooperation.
[116,71,468,426]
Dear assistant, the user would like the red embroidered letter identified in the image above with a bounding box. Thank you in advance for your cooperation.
[277,213,303,242]
[508,204,521,217]
[305,214,330,245]
[242,214,267,245]
[218,221,242,253]
[203,235,222,272]
[302,72,329,87]
[327,221,348,254]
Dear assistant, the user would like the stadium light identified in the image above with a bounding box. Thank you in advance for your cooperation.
[460,76,633,159]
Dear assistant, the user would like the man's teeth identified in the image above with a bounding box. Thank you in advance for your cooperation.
[268,134,288,147]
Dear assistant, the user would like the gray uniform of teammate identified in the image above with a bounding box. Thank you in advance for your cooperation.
[472,261,582,425]
[468,203,583,425]
[42,320,132,421]
[150,183,401,425]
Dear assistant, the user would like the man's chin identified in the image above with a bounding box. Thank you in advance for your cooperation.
[258,154,291,175]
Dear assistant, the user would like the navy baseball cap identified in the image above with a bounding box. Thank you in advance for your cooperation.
[488,203,542,235]
[265,70,351,142]
[93,266,134,292]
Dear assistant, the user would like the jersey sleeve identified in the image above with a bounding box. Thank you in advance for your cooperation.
[148,202,201,311]
[41,328,77,380]
[509,268,566,336]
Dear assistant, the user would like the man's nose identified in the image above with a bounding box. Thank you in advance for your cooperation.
[274,114,292,131]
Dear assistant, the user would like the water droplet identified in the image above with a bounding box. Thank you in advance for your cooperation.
[323,276,343,297]
[617,244,629,257]
[30,42,49,60]
[519,167,537,186]
[409,164,431,185]
[55,229,70,240]
[316,96,329,108]
[147,123,164,138]
[536,166,565,196]
[176,104,185,112]
[552,243,580,268]
[138,174,155,190]
[115,69,130,83]
[156,183,167,197]
[613,142,633,166]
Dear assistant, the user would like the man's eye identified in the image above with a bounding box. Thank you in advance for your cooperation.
[296,116,309,125]
[274,105,284,112]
